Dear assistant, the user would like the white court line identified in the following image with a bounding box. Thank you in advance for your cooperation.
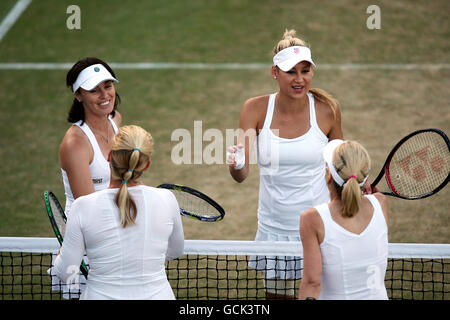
[0,2,448,71]
[0,62,449,70]
[0,0,32,43]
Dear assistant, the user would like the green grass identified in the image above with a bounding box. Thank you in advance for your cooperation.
[0,0,448,245]
[0,0,448,63]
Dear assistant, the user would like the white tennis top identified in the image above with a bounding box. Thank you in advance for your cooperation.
[256,92,330,234]
[53,185,185,300]
[315,195,388,300]
[61,116,118,215]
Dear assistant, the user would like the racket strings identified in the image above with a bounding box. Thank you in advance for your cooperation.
[388,132,449,197]
[50,198,66,237]
[170,190,219,217]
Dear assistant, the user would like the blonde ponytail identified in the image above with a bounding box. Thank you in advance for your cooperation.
[309,88,338,120]
[115,182,137,227]
[341,177,362,217]
[110,126,153,227]
[332,141,371,217]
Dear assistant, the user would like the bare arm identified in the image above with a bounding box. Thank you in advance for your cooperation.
[298,208,323,300]
[327,103,343,140]
[228,97,262,183]
[374,192,389,224]
[59,128,95,199]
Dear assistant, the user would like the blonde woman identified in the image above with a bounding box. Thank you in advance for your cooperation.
[227,29,344,299]
[54,125,184,300]
[299,140,389,300]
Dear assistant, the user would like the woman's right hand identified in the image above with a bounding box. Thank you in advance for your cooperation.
[226,144,245,170]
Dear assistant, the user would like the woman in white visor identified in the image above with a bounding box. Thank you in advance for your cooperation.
[61,57,122,215]
[52,57,122,299]
[299,140,389,300]
[226,29,345,299]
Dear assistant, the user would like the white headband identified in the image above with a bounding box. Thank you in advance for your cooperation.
[323,139,369,187]
[72,63,118,93]
[273,46,316,72]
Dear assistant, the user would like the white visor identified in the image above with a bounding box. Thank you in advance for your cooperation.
[323,139,368,187]
[72,63,118,93]
[273,46,316,72]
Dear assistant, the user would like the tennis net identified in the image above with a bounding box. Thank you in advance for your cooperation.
[0,237,449,300]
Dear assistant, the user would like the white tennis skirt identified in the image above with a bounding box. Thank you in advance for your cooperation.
[248,227,303,280]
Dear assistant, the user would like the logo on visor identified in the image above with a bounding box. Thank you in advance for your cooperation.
[94,67,100,72]
[294,48,299,54]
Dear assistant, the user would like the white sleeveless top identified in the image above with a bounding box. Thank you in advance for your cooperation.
[315,195,388,300]
[256,92,330,234]
[61,116,119,215]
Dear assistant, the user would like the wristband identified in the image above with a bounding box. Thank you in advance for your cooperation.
[226,145,245,170]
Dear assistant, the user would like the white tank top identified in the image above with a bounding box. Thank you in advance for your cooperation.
[61,116,119,214]
[315,195,388,300]
[256,92,329,234]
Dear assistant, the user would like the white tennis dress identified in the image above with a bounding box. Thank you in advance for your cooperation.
[53,186,184,300]
[314,195,388,300]
[61,115,119,215]
[249,92,330,279]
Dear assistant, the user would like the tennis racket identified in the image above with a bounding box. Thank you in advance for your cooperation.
[157,184,225,222]
[43,190,89,278]
[371,128,449,199]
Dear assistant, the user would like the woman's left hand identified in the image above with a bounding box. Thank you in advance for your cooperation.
[363,180,379,194]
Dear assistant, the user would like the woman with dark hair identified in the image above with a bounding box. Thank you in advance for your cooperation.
[60,57,122,214]
[51,58,122,299]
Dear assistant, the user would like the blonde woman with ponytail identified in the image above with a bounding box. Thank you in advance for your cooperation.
[227,29,345,299]
[54,125,184,300]
[299,140,389,300]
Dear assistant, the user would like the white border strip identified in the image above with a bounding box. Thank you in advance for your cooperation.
[1,237,449,258]
[0,62,449,71]
[0,0,32,43]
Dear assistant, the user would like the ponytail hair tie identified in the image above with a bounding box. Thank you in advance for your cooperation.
[122,180,127,184]
[133,147,140,151]
[127,169,134,172]
[345,174,368,187]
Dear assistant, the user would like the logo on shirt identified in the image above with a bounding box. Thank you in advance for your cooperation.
[92,178,103,184]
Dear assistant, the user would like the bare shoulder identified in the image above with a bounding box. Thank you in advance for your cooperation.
[314,97,343,139]
[300,207,325,242]
[315,98,342,122]
[59,126,92,165]
[61,125,89,148]
[373,192,389,222]
[241,95,270,130]
[300,208,322,229]
[242,95,269,112]
[373,192,388,206]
